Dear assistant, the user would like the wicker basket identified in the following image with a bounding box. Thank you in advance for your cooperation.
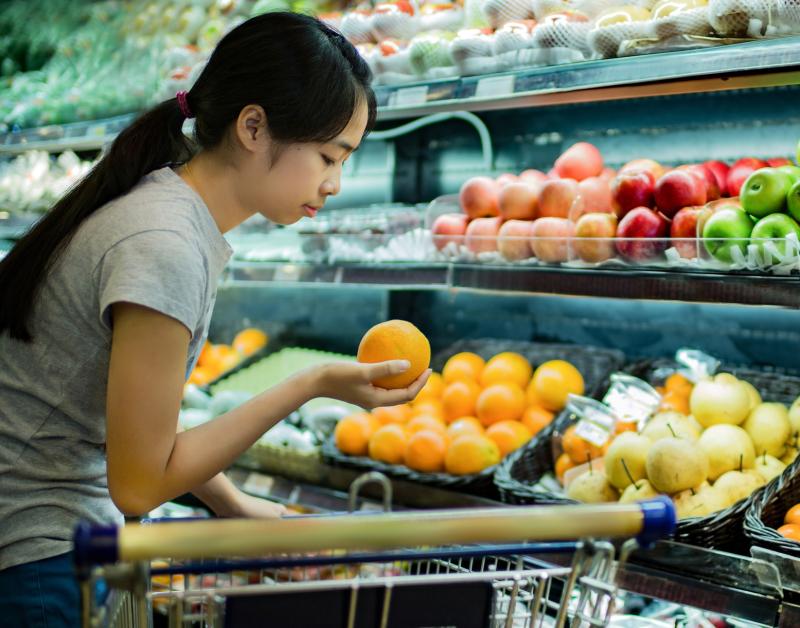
[321,437,500,498]
[431,339,626,398]
[744,456,800,559]
[496,358,800,552]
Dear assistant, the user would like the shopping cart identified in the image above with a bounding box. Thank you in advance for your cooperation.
[74,481,675,628]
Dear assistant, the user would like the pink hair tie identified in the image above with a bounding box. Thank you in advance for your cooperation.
[176,91,194,119]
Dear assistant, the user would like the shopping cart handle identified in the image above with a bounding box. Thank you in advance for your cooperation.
[636,496,676,547]
[73,521,119,575]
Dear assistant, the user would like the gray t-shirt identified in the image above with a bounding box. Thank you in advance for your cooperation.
[0,167,232,570]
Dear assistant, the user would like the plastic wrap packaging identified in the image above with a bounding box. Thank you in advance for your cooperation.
[340,9,376,43]
[588,7,657,58]
[481,0,534,29]
[652,5,714,39]
[709,0,800,38]
[372,0,422,40]
[419,2,466,31]
[450,28,500,75]
[532,10,593,58]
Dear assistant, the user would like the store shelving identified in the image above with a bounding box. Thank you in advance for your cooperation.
[0,113,136,155]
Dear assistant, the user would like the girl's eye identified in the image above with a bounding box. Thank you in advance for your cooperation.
[321,154,336,167]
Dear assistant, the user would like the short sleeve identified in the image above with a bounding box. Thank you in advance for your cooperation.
[97,229,208,334]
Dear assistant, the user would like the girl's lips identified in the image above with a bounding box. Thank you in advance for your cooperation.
[303,205,319,218]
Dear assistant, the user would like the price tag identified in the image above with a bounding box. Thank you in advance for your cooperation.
[274,264,301,282]
[87,124,107,137]
[242,472,274,497]
[392,86,429,107]
[475,74,515,99]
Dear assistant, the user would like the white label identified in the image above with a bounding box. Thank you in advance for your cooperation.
[475,74,515,99]
[242,472,274,497]
[393,86,429,107]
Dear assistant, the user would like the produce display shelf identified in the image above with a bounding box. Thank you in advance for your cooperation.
[224,259,799,307]
[375,36,800,119]
[2,37,799,153]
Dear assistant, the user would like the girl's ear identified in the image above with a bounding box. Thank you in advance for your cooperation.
[235,104,269,152]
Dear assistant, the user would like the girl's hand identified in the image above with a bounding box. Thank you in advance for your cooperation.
[229,491,288,519]
[313,361,431,409]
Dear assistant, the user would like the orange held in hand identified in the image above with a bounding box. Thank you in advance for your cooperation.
[480,352,532,389]
[405,430,448,473]
[442,352,485,384]
[486,420,533,457]
[476,383,526,426]
[335,413,380,456]
[442,379,482,423]
[445,434,501,475]
[358,320,431,389]
[528,360,585,412]
[368,424,408,465]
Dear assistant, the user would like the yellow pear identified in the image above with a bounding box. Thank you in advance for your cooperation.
[646,437,709,494]
[744,403,791,458]
[566,471,619,503]
[738,379,762,412]
[673,483,727,519]
[619,479,660,504]
[690,376,751,427]
[604,432,652,490]
[752,454,786,483]
[782,447,799,466]
[714,470,763,507]
[788,397,800,442]
[640,412,700,442]
[697,424,755,481]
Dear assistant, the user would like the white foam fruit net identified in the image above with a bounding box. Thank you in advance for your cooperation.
[709,0,800,37]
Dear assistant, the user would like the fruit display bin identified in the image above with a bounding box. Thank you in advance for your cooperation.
[495,361,800,553]
[744,456,800,560]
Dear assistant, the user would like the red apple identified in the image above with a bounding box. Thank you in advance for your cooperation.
[519,169,547,186]
[569,176,614,221]
[574,213,618,263]
[538,179,579,219]
[499,182,538,220]
[703,160,730,193]
[459,176,500,219]
[431,213,468,251]
[619,158,666,180]
[680,164,720,202]
[530,217,575,263]
[496,173,519,187]
[670,206,703,258]
[726,158,767,197]
[553,142,604,181]
[611,170,655,217]
[498,219,534,261]
[465,216,501,254]
[655,169,706,218]
[767,157,792,168]
[600,167,617,182]
[615,207,669,261]
[547,168,559,180]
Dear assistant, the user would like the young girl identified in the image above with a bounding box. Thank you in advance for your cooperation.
[0,12,428,626]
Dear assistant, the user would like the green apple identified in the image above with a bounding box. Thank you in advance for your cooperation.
[796,137,800,165]
[751,213,800,260]
[740,168,793,218]
[779,165,800,183]
[788,180,800,223]
[702,207,755,263]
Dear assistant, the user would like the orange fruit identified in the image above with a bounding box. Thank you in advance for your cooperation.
[480,352,532,389]
[521,405,555,436]
[200,344,236,374]
[778,523,800,542]
[447,417,484,440]
[357,320,431,389]
[188,366,215,386]
[445,434,501,475]
[411,399,445,420]
[335,413,380,456]
[197,340,213,367]
[442,352,485,384]
[486,420,533,457]
[404,430,448,473]
[407,415,447,437]
[555,453,575,484]
[659,391,690,415]
[442,379,482,423]
[233,328,268,356]
[415,372,445,401]
[476,383,526,427]
[372,404,413,425]
[785,504,800,525]
[665,373,693,396]
[613,420,638,435]
[561,425,604,465]
[368,424,409,464]
[528,360,585,412]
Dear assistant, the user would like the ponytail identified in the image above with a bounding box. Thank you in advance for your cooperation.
[0,98,192,341]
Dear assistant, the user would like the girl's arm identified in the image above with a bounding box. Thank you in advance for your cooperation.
[106,302,427,516]
[192,471,287,518]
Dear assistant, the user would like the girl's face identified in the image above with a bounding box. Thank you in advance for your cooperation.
[236,100,369,225]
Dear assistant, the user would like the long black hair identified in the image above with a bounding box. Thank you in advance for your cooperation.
[0,12,376,341]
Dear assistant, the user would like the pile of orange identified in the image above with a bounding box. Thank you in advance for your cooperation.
[777,504,800,542]
[655,373,694,415]
[334,349,588,476]
[187,327,269,387]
